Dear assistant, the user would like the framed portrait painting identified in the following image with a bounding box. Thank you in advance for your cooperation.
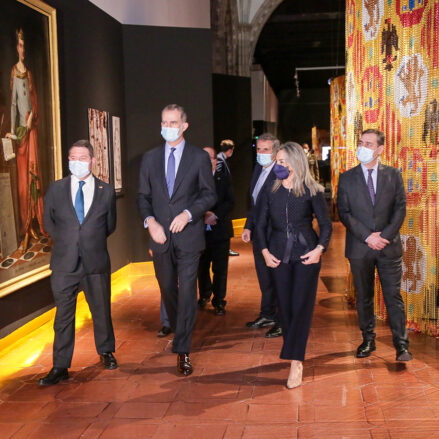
[88,108,110,184]
[0,0,62,297]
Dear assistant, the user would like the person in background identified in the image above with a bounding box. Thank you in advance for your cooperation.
[302,143,320,182]
[242,133,282,339]
[217,139,239,257]
[256,142,332,389]
[39,140,117,386]
[337,128,411,362]
[198,147,234,316]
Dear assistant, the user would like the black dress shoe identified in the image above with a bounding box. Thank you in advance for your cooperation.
[177,354,193,376]
[214,304,226,316]
[38,367,69,386]
[229,249,239,256]
[396,345,413,362]
[157,326,173,337]
[246,316,275,329]
[100,352,118,369]
[198,298,209,309]
[356,340,376,358]
[265,324,283,338]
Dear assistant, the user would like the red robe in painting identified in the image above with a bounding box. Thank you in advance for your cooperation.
[10,66,46,237]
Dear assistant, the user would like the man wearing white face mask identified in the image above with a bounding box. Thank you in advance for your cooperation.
[337,129,411,362]
[242,133,282,338]
[137,104,216,376]
[39,140,117,386]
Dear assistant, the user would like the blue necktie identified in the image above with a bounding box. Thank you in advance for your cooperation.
[367,169,375,205]
[166,148,176,197]
[75,181,85,224]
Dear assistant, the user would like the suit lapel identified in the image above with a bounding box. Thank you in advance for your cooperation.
[171,143,193,198]
[354,165,374,208]
[374,163,385,207]
[158,145,169,199]
[66,176,79,222]
[251,165,263,193]
[82,176,102,225]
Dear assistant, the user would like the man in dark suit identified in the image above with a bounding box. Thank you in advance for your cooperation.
[337,129,412,362]
[216,139,239,257]
[137,104,216,376]
[242,133,282,338]
[198,147,234,316]
[39,140,117,386]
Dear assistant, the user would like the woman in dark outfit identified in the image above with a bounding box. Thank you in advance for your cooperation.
[256,142,332,388]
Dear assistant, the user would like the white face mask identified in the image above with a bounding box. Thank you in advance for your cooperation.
[356,146,375,164]
[256,153,273,167]
[161,126,181,143]
[69,160,91,179]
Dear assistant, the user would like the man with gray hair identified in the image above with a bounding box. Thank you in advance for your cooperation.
[137,104,216,376]
[242,133,282,338]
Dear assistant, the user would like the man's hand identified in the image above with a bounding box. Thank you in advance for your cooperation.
[262,249,281,268]
[204,211,217,226]
[147,218,167,244]
[170,211,190,233]
[300,247,323,265]
[242,228,251,243]
[366,232,390,251]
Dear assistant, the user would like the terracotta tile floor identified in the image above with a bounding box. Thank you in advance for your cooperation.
[1,222,439,438]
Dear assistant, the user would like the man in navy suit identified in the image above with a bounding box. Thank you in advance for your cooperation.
[198,147,234,316]
[337,129,411,362]
[242,133,282,338]
[137,104,216,375]
[39,140,117,386]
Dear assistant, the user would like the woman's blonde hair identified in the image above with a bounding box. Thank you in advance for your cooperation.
[272,141,324,197]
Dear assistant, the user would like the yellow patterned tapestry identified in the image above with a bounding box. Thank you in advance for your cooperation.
[330,75,348,201]
[345,0,439,335]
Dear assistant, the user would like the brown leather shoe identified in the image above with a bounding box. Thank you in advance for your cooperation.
[177,354,193,376]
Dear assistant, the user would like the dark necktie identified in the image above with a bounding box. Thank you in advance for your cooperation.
[367,169,375,205]
[75,180,85,224]
[166,148,176,197]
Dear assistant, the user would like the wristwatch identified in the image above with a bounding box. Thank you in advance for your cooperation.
[316,244,325,252]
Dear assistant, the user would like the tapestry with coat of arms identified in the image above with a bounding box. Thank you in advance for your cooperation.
[345,0,439,335]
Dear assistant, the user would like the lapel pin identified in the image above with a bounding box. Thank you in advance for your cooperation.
[99,185,103,189]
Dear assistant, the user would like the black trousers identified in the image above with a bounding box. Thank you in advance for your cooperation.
[253,245,279,323]
[272,259,321,361]
[153,239,201,354]
[349,252,408,348]
[198,239,230,307]
[51,261,115,368]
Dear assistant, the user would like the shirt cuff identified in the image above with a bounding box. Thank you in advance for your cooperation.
[184,209,192,222]
[144,216,154,228]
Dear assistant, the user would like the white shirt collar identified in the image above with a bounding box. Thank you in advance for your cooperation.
[71,172,94,186]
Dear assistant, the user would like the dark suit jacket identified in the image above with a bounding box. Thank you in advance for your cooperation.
[255,186,332,261]
[137,142,217,254]
[244,164,276,250]
[43,176,116,274]
[337,163,406,259]
[205,168,234,245]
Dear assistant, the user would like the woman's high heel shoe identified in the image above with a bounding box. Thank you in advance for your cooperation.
[287,360,303,389]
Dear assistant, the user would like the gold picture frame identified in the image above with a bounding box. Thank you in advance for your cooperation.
[0,0,62,298]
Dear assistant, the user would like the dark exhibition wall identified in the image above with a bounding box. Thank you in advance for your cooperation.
[0,0,215,336]
[122,25,214,263]
[212,74,253,220]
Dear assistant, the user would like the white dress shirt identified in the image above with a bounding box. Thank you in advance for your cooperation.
[360,161,379,193]
[71,173,95,217]
[252,161,275,203]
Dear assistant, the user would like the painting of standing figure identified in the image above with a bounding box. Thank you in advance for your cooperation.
[88,108,110,184]
[0,0,62,297]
